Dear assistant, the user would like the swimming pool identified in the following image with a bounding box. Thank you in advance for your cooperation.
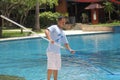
[0,32,120,80]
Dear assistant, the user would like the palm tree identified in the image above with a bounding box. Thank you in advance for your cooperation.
[103,1,115,22]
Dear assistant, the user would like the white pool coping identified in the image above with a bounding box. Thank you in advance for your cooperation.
[64,30,111,35]
[0,30,112,41]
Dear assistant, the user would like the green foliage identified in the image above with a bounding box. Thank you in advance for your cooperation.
[103,1,115,21]
[98,20,120,26]
[40,11,61,28]
[38,0,58,8]
[103,1,115,14]
[0,0,58,27]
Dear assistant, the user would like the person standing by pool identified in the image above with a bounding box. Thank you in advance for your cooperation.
[45,16,75,80]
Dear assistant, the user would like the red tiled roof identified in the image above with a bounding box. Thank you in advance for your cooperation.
[67,0,101,3]
[67,0,120,4]
[110,0,120,4]
[75,0,100,2]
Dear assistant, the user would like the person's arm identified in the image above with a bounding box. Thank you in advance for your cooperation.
[45,29,54,44]
[64,43,75,54]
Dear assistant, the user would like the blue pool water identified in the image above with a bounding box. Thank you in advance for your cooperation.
[0,32,120,80]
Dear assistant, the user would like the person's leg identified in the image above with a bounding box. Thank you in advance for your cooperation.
[53,70,58,80]
[47,69,53,80]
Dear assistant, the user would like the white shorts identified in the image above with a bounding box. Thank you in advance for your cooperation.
[47,52,61,70]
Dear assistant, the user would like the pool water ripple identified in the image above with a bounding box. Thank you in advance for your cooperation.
[0,33,120,80]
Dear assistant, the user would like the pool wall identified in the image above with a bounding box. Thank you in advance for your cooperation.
[113,26,120,32]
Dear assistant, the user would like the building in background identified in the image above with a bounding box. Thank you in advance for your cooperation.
[55,0,120,24]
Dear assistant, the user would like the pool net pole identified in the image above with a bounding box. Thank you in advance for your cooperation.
[0,15,65,49]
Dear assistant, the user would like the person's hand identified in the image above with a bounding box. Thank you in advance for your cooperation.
[70,49,75,54]
[50,39,54,44]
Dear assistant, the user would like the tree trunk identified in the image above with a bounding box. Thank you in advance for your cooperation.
[33,0,40,31]
[0,12,2,38]
[108,11,112,22]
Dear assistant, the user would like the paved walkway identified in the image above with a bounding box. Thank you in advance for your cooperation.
[64,30,111,35]
[38,30,111,37]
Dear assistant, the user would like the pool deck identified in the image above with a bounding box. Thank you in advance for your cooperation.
[0,30,112,41]
[38,30,112,36]
[64,30,111,35]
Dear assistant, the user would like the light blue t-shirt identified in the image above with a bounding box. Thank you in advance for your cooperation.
[46,25,68,54]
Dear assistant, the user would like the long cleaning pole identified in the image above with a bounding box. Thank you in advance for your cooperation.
[0,15,65,49]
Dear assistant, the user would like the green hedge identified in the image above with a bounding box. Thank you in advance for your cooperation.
[40,12,61,28]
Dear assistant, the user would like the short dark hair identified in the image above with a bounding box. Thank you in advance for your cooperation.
[57,16,66,21]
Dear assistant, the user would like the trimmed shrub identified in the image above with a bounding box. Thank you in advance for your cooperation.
[40,12,61,28]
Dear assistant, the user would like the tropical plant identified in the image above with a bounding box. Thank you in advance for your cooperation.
[0,0,58,37]
[40,11,61,28]
[103,1,115,22]
[34,0,58,31]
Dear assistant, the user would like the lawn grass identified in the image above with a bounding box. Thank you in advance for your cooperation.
[0,75,25,80]
[2,29,45,38]
[97,21,120,26]
[2,30,30,38]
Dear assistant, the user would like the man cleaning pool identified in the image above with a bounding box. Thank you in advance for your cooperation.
[45,16,75,80]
